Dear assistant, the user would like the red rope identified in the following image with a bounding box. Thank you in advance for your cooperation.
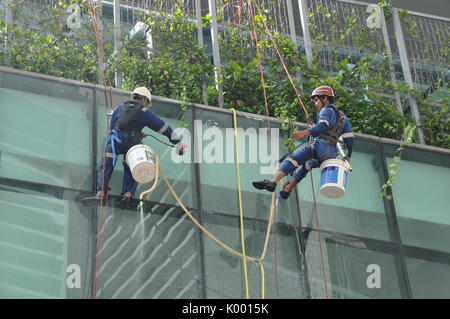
[309,173,330,299]
[250,0,330,298]
[91,152,108,298]
[87,1,113,298]
[250,0,314,127]
[248,2,271,132]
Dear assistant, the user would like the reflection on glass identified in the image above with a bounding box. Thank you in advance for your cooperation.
[405,250,450,298]
[0,72,93,191]
[296,139,391,241]
[0,188,92,299]
[201,213,307,299]
[303,230,403,299]
[94,204,199,299]
[387,147,450,253]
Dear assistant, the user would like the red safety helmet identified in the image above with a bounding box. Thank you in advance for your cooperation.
[310,86,335,99]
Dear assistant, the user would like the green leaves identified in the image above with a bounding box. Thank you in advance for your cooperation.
[2,1,448,151]
[380,123,416,200]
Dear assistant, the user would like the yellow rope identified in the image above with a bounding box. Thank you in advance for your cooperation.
[139,154,160,205]
[152,167,278,298]
[230,108,250,299]
[139,143,278,298]
[258,261,265,299]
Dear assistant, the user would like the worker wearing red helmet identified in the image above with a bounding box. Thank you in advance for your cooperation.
[253,85,354,199]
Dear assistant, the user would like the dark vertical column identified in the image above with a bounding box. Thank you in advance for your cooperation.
[192,107,207,298]
[89,88,99,298]
[378,142,413,298]
[294,191,312,299]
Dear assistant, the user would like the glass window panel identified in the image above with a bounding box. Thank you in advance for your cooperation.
[386,146,450,253]
[296,139,391,241]
[0,71,93,191]
[197,109,300,226]
[405,248,450,299]
[303,230,404,299]
[196,108,239,216]
[94,205,199,299]
[0,187,93,299]
[201,213,307,299]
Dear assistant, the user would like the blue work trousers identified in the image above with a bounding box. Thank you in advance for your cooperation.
[96,133,141,196]
[279,139,336,183]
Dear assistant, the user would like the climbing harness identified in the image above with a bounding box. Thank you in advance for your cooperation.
[319,106,347,145]
[108,130,122,167]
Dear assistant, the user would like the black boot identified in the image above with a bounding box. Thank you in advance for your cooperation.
[252,180,277,192]
[279,190,291,199]
[278,182,292,199]
[81,195,102,207]
[115,196,132,209]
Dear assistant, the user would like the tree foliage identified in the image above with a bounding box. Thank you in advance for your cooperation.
[1,1,448,149]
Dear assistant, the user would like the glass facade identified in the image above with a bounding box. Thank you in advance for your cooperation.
[1,67,449,299]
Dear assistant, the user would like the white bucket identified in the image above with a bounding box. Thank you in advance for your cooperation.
[125,144,157,184]
[319,159,350,199]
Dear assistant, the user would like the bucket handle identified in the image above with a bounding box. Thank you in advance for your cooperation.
[337,142,352,172]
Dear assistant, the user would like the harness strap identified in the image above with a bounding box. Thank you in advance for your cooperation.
[320,106,346,144]
[109,130,122,167]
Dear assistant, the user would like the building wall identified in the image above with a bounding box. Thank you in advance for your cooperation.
[0,67,449,299]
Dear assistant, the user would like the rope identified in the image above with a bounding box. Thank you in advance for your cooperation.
[273,198,280,298]
[138,154,160,206]
[230,108,250,299]
[251,0,314,126]
[92,152,108,298]
[250,0,331,298]
[309,172,329,298]
[247,1,271,132]
[134,155,278,299]
[258,261,265,299]
[88,0,116,298]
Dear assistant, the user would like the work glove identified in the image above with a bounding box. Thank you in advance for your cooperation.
[176,142,187,156]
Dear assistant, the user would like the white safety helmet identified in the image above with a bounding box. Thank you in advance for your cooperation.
[131,87,152,105]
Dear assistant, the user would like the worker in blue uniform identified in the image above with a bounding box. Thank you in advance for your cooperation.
[82,87,186,208]
[253,86,354,199]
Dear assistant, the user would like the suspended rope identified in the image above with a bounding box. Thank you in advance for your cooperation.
[157,165,276,298]
[250,0,331,299]
[139,124,280,299]
[247,1,271,132]
[231,108,250,299]
[273,197,280,298]
[87,0,115,298]
[250,0,314,126]
[309,172,329,299]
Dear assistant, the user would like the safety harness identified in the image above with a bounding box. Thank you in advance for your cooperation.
[109,101,146,166]
[319,105,346,145]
